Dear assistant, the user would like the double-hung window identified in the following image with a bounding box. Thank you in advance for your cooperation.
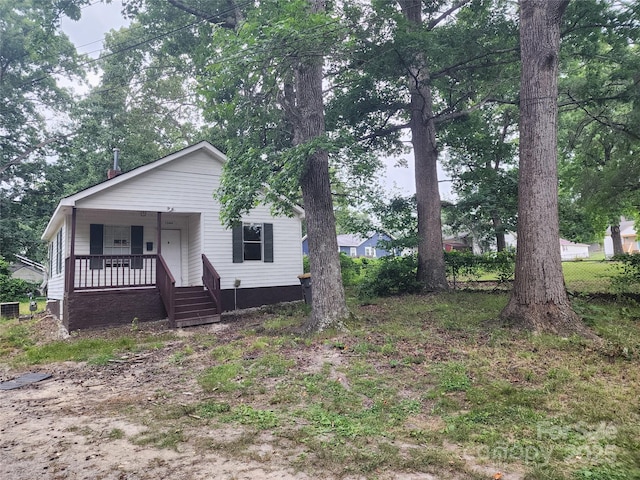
[243,224,262,260]
[104,226,130,266]
[232,223,273,263]
[55,229,63,274]
[90,224,144,269]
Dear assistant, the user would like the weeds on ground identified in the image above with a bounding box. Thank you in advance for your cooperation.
[3,293,640,479]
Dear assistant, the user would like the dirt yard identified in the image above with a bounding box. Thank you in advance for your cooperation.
[0,315,450,480]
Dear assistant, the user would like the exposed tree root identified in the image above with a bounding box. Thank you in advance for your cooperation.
[500,297,600,341]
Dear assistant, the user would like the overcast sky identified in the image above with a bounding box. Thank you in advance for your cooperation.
[59,2,453,200]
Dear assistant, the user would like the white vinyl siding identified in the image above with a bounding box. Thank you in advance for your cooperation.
[187,214,202,286]
[47,224,66,301]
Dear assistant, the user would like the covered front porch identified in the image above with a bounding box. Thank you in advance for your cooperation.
[64,207,221,330]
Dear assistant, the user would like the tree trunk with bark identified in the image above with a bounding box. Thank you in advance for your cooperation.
[296,0,349,333]
[492,213,507,252]
[400,0,448,292]
[500,0,594,338]
[611,224,624,255]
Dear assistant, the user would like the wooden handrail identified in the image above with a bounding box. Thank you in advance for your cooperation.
[70,254,157,290]
[156,254,176,326]
[202,254,222,313]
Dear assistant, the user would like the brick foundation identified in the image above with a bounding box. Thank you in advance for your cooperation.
[65,288,166,331]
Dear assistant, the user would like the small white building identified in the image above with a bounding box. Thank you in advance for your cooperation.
[559,238,590,261]
[504,232,590,260]
[41,141,304,330]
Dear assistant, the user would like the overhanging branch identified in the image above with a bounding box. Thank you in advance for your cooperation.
[0,135,71,175]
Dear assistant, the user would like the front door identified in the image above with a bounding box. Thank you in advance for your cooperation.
[161,229,182,287]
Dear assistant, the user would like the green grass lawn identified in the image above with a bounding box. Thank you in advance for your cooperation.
[562,260,621,293]
[1,292,639,479]
[18,298,47,316]
[455,259,626,294]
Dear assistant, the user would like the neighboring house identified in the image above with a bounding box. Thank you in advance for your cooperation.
[443,237,473,253]
[604,219,638,257]
[9,255,46,285]
[560,238,590,261]
[499,232,591,260]
[302,232,394,258]
[42,141,304,331]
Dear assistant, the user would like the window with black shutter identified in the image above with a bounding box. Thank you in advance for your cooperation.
[232,222,273,262]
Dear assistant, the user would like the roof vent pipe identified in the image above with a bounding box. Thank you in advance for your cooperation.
[113,148,120,171]
[107,148,122,180]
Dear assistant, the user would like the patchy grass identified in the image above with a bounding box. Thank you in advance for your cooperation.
[3,292,640,479]
[0,316,177,367]
[19,298,47,316]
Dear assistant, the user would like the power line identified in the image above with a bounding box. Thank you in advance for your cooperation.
[10,0,255,92]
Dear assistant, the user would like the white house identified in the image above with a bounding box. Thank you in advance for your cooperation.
[604,219,638,257]
[42,141,304,331]
[504,232,590,260]
[559,238,590,261]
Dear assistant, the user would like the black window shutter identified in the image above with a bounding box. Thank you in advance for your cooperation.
[263,223,274,263]
[232,224,243,263]
[131,226,144,269]
[89,224,104,270]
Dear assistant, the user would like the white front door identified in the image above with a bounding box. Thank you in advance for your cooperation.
[161,229,182,287]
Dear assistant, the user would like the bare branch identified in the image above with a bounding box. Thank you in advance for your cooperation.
[0,135,71,175]
[358,122,410,142]
[427,0,473,30]
[433,97,491,124]
[431,48,518,79]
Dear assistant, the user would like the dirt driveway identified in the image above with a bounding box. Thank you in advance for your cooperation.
[0,316,447,480]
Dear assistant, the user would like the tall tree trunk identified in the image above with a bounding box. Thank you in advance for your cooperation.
[492,212,506,252]
[297,0,349,333]
[400,0,448,292]
[501,0,594,337]
[611,224,624,255]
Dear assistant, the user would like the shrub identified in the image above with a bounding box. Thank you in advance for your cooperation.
[0,276,40,303]
[481,250,516,283]
[304,253,369,287]
[611,253,640,293]
[358,255,421,299]
[444,250,515,284]
[339,252,362,286]
[444,251,482,281]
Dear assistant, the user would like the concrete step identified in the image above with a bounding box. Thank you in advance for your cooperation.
[175,305,220,318]
[174,314,221,328]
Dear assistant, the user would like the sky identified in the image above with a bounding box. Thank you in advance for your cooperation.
[59,1,453,200]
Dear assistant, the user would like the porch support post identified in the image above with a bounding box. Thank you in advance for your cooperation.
[157,212,162,255]
[69,207,77,293]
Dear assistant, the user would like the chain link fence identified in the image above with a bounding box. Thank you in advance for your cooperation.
[446,256,640,295]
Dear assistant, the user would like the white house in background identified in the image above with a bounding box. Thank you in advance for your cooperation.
[604,219,638,257]
[560,238,590,261]
[504,232,590,260]
[41,141,304,331]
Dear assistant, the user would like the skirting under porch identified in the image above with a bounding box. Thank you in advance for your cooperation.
[57,284,302,331]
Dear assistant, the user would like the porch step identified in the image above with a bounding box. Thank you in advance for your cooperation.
[173,286,220,328]
[175,314,221,328]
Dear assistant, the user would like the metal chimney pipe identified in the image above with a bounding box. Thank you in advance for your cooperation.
[113,148,120,171]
